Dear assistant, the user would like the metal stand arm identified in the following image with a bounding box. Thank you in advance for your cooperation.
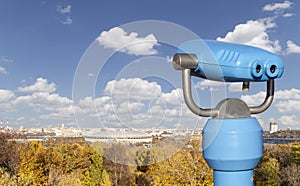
[182,69,218,117]
[249,80,274,114]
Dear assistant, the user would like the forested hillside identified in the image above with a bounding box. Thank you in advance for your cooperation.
[0,133,299,185]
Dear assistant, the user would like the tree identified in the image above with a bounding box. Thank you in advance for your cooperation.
[255,157,280,185]
[100,169,112,186]
[279,163,300,185]
[292,144,300,165]
[147,141,213,186]
[103,143,136,186]
[18,141,50,185]
[0,133,20,173]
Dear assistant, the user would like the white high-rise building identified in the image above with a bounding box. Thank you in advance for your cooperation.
[270,122,278,133]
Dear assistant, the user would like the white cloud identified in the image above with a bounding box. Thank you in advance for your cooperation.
[104,78,162,101]
[74,78,199,128]
[61,16,72,25]
[263,1,293,12]
[195,79,225,91]
[118,102,145,113]
[13,92,73,110]
[241,91,265,106]
[237,88,300,114]
[0,56,13,63]
[276,100,300,113]
[275,88,300,100]
[18,77,56,93]
[0,66,7,74]
[279,114,299,126]
[56,4,71,14]
[56,4,72,25]
[285,40,300,54]
[0,77,195,128]
[283,13,294,17]
[166,56,173,62]
[194,79,243,92]
[228,83,243,92]
[274,88,300,113]
[160,89,183,106]
[97,27,158,56]
[88,73,95,77]
[0,89,14,102]
[217,18,281,53]
[240,88,300,112]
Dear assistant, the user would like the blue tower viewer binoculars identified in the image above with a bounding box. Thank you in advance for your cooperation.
[173,40,283,82]
[172,40,284,186]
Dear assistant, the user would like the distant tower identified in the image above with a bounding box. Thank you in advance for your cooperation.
[270,122,278,133]
[0,120,2,129]
[6,120,9,128]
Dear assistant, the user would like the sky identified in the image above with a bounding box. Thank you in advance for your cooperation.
[0,0,300,130]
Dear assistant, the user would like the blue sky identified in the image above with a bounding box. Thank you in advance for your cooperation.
[0,1,299,130]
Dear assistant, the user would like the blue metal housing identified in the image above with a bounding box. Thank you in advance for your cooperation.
[202,117,263,186]
[177,40,284,82]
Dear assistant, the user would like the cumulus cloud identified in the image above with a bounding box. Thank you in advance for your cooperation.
[88,73,95,77]
[285,40,300,55]
[97,27,158,56]
[195,79,225,91]
[283,13,294,17]
[18,77,56,93]
[74,78,199,128]
[263,1,293,12]
[61,16,72,25]
[279,114,299,126]
[0,66,7,74]
[228,83,243,92]
[274,88,300,113]
[241,91,265,106]
[160,89,183,106]
[0,78,76,127]
[0,89,14,102]
[56,4,72,25]
[217,18,281,53]
[194,80,242,92]
[166,56,173,62]
[276,100,300,113]
[56,4,71,14]
[13,92,73,112]
[104,78,162,101]
[275,88,300,100]
[240,88,300,111]
[0,56,13,63]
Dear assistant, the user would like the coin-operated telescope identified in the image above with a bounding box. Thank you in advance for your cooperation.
[172,40,283,186]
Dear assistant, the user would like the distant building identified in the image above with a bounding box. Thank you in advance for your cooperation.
[270,122,278,133]
[83,130,153,144]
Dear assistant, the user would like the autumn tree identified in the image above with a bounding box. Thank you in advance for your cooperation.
[255,157,280,185]
[103,143,136,186]
[18,141,49,185]
[18,140,107,185]
[0,133,20,173]
[147,140,213,186]
[292,144,300,164]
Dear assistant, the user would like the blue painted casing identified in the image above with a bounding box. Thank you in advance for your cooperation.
[177,40,284,82]
[202,118,263,186]
[214,170,254,186]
